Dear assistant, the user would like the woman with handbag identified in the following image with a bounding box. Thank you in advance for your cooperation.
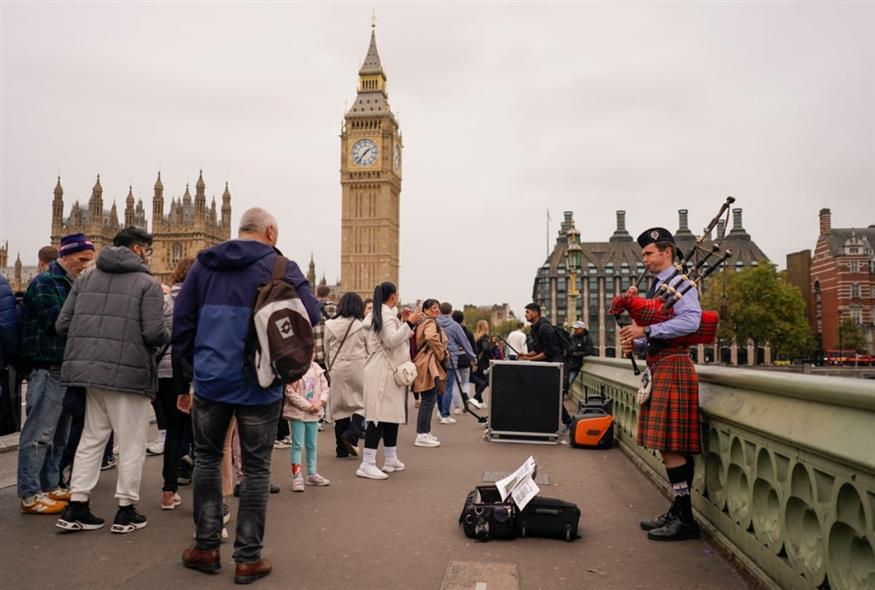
[358,282,422,480]
[325,293,368,459]
[411,299,447,448]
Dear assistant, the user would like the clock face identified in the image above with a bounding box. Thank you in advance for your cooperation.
[393,144,401,171]
[351,139,378,167]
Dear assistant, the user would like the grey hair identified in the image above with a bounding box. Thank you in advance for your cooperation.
[238,207,278,235]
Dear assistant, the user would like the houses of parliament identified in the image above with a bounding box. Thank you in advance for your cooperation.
[48,171,232,284]
[3,24,400,295]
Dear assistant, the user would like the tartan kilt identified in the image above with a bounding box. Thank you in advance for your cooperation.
[636,348,701,454]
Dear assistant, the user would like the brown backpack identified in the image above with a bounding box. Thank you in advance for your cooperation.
[246,255,314,387]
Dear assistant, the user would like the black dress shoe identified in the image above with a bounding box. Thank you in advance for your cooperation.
[269,483,280,494]
[340,435,358,457]
[647,514,700,541]
[640,499,677,531]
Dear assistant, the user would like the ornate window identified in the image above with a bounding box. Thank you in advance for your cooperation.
[851,283,861,299]
[171,243,183,266]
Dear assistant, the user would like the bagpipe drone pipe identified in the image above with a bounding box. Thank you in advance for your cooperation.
[611,198,737,348]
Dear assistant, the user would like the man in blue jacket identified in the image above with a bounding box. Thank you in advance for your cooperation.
[0,274,19,435]
[435,302,476,424]
[175,207,319,585]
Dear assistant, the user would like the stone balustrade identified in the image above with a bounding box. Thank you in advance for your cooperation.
[573,357,875,590]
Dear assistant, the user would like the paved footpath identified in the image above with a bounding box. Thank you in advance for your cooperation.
[0,396,749,590]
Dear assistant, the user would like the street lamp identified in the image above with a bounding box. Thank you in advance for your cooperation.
[565,226,582,325]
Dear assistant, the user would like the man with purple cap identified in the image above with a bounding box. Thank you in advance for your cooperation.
[17,233,94,514]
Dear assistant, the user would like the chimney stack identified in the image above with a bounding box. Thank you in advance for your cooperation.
[732,208,744,231]
[609,210,633,242]
[679,209,689,231]
[717,219,726,240]
[819,208,831,236]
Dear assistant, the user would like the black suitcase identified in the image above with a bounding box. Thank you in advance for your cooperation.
[516,496,581,542]
[459,485,516,541]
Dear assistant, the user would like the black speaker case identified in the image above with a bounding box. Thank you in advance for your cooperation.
[487,361,563,444]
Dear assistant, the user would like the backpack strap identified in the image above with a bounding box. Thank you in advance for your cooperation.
[272,255,289,281]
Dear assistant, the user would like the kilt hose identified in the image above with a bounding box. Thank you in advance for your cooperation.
[636,347,701,454]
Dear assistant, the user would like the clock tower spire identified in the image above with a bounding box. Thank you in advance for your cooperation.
[340,23,403,299]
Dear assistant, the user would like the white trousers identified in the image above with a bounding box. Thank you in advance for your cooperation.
[70,388,150,506]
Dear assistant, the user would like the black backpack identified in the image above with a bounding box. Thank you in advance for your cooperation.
[553,324,573,361]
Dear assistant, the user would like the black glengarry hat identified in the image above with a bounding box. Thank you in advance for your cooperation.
[636,227,675,248]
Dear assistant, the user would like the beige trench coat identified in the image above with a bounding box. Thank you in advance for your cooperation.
[363,305,413,424]
[325,316,368,421]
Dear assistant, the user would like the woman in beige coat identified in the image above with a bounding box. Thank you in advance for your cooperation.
[325,292,368,459]
[356,282,422,480]
[411,299,447,448]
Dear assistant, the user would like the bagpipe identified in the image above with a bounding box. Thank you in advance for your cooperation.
[613,197,736,364]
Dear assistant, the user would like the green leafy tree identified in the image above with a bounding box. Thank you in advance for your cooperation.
[837,318,867,353]
[701,263,813,359]
[461,307,493,333]
[494,319,519,339]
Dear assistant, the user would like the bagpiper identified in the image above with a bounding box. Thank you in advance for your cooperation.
[619,227,702,542]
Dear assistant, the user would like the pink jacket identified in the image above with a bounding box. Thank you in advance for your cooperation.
[283,363,330,422]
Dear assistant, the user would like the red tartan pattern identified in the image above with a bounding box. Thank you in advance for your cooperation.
[636,347,701,453]
[608,293,718,346]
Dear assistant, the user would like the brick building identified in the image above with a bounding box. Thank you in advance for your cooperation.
[786,209,875,354]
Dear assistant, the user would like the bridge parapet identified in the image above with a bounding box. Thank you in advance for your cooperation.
[575,358,875,590]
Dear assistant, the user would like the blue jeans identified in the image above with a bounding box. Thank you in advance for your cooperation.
[192,395,281,563]
[452,368,470,410]
[440,368,456,418]
[17,368,70,498]
[290,420,318,475]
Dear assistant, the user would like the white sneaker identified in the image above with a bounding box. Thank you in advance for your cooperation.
[453,408,463,415]
[426,432,440,443]
[381,458,406,473]
[468,400,485,409]
[439,416,457,425]
[414,434,440,447]
[356,463,388,480]
[146,440,164,456]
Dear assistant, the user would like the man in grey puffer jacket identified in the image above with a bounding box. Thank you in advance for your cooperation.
[54,227,168,534]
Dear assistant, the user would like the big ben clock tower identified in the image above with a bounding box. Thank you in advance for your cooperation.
[340,23,403,299]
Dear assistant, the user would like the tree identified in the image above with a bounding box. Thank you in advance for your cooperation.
[838,318,867,353]
[701,263,813,359]
[494,319,519,339]
[461,306,493,333]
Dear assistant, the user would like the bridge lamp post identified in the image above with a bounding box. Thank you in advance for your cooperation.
[565,227,582,326]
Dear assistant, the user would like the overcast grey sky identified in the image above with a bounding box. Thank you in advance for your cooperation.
[1,2,873,315]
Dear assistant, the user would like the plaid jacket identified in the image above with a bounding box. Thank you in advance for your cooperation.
[20,261,73,366]
[313,300,337,364]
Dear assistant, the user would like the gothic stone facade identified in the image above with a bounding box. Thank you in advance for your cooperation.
[340,27,403,299]
[0,242,39,292]
[533,208,768,358]
[50,171,231,285]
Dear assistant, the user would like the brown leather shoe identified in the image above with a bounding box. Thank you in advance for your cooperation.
[182,545,221,573]
[234,558,272,585]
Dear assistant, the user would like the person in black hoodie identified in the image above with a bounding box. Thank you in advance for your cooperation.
[566,321,596,391]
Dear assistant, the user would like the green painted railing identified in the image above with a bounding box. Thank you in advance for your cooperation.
[573,357,875,590]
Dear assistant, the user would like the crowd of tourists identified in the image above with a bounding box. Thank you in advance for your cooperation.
[0,206,599,585]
